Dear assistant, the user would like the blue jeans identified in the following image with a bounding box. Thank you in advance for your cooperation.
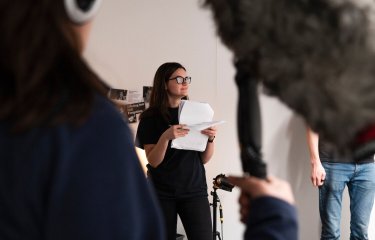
[319,162,375,240]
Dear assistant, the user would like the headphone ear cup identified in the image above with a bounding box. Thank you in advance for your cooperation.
[64,0,102,25]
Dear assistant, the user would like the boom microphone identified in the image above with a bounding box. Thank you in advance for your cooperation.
[204,0,375,163]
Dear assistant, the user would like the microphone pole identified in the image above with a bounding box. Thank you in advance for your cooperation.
[235,60,267,178]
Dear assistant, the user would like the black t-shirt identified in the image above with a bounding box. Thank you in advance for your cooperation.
[319,139,374,163]
[135,107,208,199]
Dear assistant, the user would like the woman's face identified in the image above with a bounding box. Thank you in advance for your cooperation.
[166,68,190,99]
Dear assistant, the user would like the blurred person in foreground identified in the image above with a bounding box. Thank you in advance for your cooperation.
[0,1,165,239]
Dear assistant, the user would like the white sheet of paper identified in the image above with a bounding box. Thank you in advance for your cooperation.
[171,100,224,152]
[187,120,226,131]
[178,100,213,124]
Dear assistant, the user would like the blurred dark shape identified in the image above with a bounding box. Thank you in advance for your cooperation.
[235,59,267,177]
[213,174,234,192]
[204,0,375,157]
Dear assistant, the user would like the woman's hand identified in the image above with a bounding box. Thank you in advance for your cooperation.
[162,124,189,140]
[201,126,217,141]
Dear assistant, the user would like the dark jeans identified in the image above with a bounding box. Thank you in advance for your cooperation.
[159,197,212,240]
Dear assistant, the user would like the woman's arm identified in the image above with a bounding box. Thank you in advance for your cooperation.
[144,124,189,167]
[200,127,217,164]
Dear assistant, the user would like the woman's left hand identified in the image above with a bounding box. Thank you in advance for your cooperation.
[201,126,217,140]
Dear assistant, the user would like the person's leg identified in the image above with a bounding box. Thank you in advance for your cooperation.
[348,162,375,240]
[320,162,351,240]
[178,197,213,240]
[158,198,178,240]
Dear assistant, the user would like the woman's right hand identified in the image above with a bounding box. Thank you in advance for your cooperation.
[162,124,189,140]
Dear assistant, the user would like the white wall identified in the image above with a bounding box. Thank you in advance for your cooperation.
[85,1,374,239]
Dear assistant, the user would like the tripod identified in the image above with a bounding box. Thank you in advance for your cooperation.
[211,174,233,240]
[210,187,222,240]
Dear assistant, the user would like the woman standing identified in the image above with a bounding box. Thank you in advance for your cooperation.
[136,62,216,240]
[0,1,164,239]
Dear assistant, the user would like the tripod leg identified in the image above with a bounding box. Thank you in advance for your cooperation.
[214,231,222,240]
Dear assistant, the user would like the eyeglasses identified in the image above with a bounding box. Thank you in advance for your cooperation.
[168,76,192,84]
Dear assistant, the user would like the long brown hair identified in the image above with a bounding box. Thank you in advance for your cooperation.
[0,0,107,132]
[142,62,187,122]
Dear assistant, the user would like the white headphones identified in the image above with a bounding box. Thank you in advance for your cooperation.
[64,0,103,25]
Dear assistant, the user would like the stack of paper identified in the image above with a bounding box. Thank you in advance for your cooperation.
[171,100,225,152]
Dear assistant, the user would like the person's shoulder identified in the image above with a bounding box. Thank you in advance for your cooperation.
[94,93,118,111]
[93,94,123,118]
[69,94,133,149]
[87,94,129,131]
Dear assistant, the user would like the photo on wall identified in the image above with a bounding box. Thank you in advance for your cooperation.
[108,88,129,122]
[108,88,127,101]
[108,88,146,124]
[126,102,146,123]
[143,86,152,104]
